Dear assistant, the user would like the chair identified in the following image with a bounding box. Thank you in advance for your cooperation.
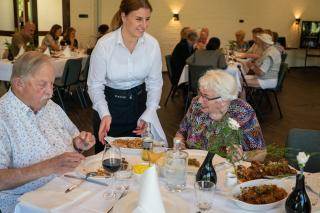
[184,64,213,112]
[164,55,178,106]
[79,55,91,107]
[285,128,320,173]
[54,58,85,111]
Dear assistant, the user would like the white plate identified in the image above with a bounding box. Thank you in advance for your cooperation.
[112,190,190,212]
[75,156,110,182]
[231,179,289,211]
[104,136,142,155]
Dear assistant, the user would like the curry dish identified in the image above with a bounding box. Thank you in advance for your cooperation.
[236,184,287,204]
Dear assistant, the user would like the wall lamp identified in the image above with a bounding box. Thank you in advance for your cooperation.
[295,18,301,25]
[173,13,179,21]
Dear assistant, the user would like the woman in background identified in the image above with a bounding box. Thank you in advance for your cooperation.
[60,27,78,50]
[41,24,62,51]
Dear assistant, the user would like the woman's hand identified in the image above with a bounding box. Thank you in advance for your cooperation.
[98,115,112,144]
[73,131,95,152]
[133,120,147,135]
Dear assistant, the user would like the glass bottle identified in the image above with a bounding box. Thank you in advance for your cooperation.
[285,173,311,213]
[196,152,217,184]
[141,123,153,162]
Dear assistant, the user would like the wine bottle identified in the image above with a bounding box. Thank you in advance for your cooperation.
[196,152,217,184]
[285,174,311,213]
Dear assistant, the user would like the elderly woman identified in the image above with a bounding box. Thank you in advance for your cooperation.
[234,30,249,52]
[175,71,266,161]
[244,33,281,89]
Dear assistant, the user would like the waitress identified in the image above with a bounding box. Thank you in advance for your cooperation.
[87,0,166,153]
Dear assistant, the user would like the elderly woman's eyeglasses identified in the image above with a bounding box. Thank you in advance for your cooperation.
[198,92,221,102]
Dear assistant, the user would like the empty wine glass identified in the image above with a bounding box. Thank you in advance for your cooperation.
[194,181,215,211]
[102,144,122,199]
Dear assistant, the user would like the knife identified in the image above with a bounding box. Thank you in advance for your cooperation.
[64,174,109,187]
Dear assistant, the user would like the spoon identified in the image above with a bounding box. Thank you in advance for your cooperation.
[65,172,97,193]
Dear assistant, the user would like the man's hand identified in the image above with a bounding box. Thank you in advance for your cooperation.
[98,115,112,144]
[47,152,85,175]
[73,131,95,152]
[132,120,147,135]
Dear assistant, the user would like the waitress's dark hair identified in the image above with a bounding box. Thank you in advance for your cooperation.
[110,0,152,31]
[49,24,62,40]
[206,37,221,50]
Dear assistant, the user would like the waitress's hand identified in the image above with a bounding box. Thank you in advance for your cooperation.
[133,120,147,135]
[98,115,112,144]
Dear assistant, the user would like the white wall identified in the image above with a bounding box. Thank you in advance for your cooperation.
[99,0,320,67]
[0,0,15,31]
[37,0,63,31]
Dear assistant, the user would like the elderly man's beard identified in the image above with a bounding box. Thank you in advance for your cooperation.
[40,93,53,105]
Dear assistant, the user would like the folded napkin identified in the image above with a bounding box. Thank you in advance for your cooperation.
[133,165,165,213]
[63,46,72,57]
[43,47,50,56]
[16,46,25,58]
[18,178,91,211]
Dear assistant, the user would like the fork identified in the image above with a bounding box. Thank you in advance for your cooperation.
[107,186,130,213]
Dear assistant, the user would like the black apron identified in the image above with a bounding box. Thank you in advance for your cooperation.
[93,83,146,153]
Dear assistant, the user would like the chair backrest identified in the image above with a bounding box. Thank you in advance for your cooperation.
[188,64,213,94]
[165,55,175,85]
[274,62,288,91]
[61,58,83,86]
[81,55,91,81]
[285,128,320,173]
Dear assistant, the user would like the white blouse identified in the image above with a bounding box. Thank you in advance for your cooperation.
[87,27,166,144]
[0,90,79,212]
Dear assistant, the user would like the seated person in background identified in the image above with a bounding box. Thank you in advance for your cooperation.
[0,51,95,213]
[242,27,264,59]
[60,27,78,50]
[196,27,209,50]
[11,22,36,56]
[234,30,250,52]
[244,33,281,89]
[180,26,191,40]
[175,71,266,162]
[186,37,227,69]
[97,24,109,41]
[41,24,62,52]
[171,30,199,86]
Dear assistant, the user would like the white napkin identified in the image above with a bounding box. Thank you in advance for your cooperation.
[16,46,25,58]
[63,46,72,57]
[43,47,50,56]
[133,165,165,213]
[18,178,91,211]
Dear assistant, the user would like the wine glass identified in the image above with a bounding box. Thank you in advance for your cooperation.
[102,145,122,198]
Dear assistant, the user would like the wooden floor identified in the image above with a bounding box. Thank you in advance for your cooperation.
[1,67,320,152]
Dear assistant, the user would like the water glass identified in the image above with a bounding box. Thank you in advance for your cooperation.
[194,181,215,211]
[163,150,188,192]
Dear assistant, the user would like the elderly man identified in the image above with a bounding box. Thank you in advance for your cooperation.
[11,22,36,56]
[0,51,95,213]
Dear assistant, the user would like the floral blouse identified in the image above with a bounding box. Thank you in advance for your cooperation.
[177,97,265,151]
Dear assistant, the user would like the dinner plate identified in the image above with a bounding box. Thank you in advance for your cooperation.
[104,136,142,155]
[112,190,190,212]
[231,179,289,211]
[75,157,111,182]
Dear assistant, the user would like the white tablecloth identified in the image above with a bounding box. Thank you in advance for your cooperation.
[0,55,88,82]
[14,150,320,213]
[178,63,243,92]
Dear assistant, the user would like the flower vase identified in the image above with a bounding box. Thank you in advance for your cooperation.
[7,50,14,61]
[196,152,217,184]
[285,173,311,213]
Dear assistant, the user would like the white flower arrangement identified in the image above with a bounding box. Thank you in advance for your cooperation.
[297,152,310,173]
[228,118,240,130]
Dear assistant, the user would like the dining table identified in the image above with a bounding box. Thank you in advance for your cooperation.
[0,52,88,82]
[14,149,320,213]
